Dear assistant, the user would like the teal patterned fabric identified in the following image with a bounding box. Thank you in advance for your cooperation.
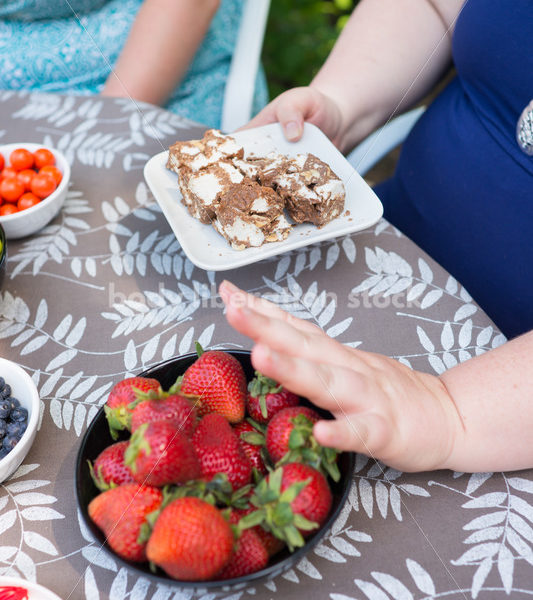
[0,0,268,128]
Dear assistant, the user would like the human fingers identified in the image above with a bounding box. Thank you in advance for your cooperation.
[240,100,282,131]
[219,280,320,335]
[250,343,371,414]
[313,413,389,457]
[245,87,327,142]
[226,301,369,377]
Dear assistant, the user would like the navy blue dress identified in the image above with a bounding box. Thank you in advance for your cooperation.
[375,0,533,339]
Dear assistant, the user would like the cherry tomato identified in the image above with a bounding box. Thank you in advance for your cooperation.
[33,148,55,170]
[0,203,19,216]
[39,165,62,186]
[17,168,36,191]
[0,167,17,181]
[0,153,4,171]
[17,192,41,211]
[9,148,34,171]
[30,172,57,199]
[0,177,25,202]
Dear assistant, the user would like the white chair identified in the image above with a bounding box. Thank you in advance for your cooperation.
[221,0,271,133]
[345,106,426,176]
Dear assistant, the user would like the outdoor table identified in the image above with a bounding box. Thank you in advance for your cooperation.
[1,91,531,600]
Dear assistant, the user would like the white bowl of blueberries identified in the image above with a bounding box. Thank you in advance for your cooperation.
[0,357,40,483]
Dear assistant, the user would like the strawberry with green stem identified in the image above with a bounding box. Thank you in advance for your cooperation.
[266,406,341,482]
[125,421,201,487]
[104,376,161,439]
[130,390,197,436]
[247,371,299,424]
[88,483,163,562]
[88,440,134,491]
[218,509,269,579]
[240,462,333,551]
[233,418,269,476]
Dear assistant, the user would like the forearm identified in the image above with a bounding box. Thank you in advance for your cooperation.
[102,0,220,106]
[311,0,464,151]
[440,330,533,472]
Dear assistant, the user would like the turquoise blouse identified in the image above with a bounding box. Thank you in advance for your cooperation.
[0,0,267,128]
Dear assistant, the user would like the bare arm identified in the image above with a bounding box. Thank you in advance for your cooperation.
[102,0,220,107]
[247,0,465,152]
[220,281,533,473]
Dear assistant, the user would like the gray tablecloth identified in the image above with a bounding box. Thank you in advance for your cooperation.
[1,91,531,600]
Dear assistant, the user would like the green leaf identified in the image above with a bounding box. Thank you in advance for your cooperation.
[289,429,307,449]
[324,459,341,482]
[285,524,305,551]
[239,509,265,530]
[268,467,283,495]
[195,341,204,356]
[279,479,309,504]
[240,431,265,446]
[293,513,318,531]
[272,502,293,527]
[259,395,268,419]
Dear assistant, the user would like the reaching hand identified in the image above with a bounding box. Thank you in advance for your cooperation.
[242,86,347,150]
[219,280,464,473]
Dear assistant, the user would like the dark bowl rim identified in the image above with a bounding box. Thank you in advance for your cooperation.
[75,349,355,590]
[0,222,6,265]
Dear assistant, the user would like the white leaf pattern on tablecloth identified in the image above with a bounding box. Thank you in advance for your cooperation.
[1,92,525,600]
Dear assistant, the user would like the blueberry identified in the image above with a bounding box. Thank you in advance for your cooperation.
[0,377,4,391]
[2,384,11,398]
[7,421,26,438]
[0,420,6,439]
[8,397,21,411]
[0,446,9,459]
[2,435,19,451]
[0,399,10,419]
[10,407,27,423]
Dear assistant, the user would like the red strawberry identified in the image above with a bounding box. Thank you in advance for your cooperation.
[146,496,234,581]
[192,413,252,491]
[233,420,268,475]
[89,441,134,491]
[218,527,268,579]
[233,506,285,557]
[180,350,246,423]
[104,376,161,439]
[266,406,320,462]
[125,421,201,487]
[266,405,341,481]
[88,483,163,562]
[131,393,197,436]
[247,372,299,424]
[242,463,332,551]
[280,462,332,533]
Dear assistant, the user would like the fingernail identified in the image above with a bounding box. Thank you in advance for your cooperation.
[285,121,301,141]
[220,280,238,297]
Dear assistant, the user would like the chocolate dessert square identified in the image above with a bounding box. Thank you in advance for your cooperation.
[212,181,291,250]
[273,153,345,227]
[178,161,245,224]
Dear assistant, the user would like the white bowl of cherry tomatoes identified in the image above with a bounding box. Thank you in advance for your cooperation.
[0,143,70,239]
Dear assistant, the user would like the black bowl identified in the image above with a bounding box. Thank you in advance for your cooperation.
[75,350,355,591]
[0,223,6,289]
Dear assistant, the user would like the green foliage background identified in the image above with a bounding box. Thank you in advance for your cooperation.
[262,0,355,100]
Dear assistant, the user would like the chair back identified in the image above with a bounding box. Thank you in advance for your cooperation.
[221,0,271,132]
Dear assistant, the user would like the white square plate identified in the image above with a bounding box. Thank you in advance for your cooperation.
[143,123,383,271]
